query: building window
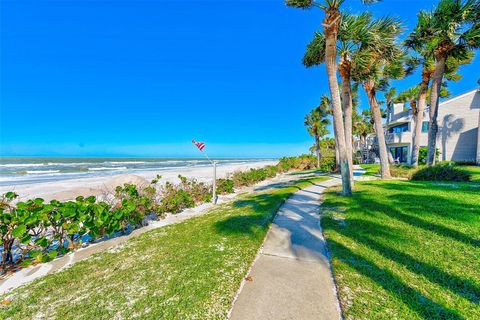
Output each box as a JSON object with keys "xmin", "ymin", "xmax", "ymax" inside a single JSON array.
[
  {"xmin": 389, "ymin": 123, "xmax": 409, "ymax": 133},
  {"xmin": 422, "ymin": 121, "xmax": 429, "ymax": 133}
]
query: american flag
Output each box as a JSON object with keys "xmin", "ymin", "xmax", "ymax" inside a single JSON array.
[{"xmin": 192, "ymin": 139, "xmax": 205, "ymax": 151}]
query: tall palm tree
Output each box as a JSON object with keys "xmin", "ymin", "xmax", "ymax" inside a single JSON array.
[
  {"xmin": 352, "ymin": 16, "xmax": 405, "ymax": 179},
  {"xmin": 305, "ymin": 104, "xmax": 331, "ymax": 168},
  {"xmin": 287, "ymin": 0, "xmax": 380, "ymax": 195},
  {"xmin": 404, "ymin": 8, "xmax": 474, "ymax": 166},
  {"xmin": 419, "ymin": 0, "xmax": 480, "ymax": 165},
  {"xmin": 303, "ymin": 12, "xmax": 372, "ymax": 184}
]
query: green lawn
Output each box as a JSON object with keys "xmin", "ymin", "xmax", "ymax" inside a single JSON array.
[
  {"xmin": 359, "ymin": 164, "xmax": 380, "ymax": 176},
  {"xmin": 464, "ymin": 165, "xmax": 480, "ymax": 181},
  {"xmin": 0, "ymin": 176, "xmax": 327, "ymax": 320},
  {"xmin": 321, "ymin": 180, "xmax": 480, "ymax": 319}
]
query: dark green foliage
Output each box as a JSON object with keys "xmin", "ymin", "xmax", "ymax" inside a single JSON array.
[
  {"xmin": 411, "ymin": 163, "xmax": 471, "ymax": 182},
  {"xmin": 231, "ymin": 168, "xmax": 269, "ymax": 188},
  {"xmin": 216, "ymin": 179, "xmax": 234, "ymax": 195},
  {"xmin": 0, "ymin": 186, "xmax": 154, "ymax": 272},
  {"xmin": 318, "ymin": 156, "xmax": 336, "ymax": 172},
  {"xmin": 418, "ymin": 147, "xmax": 439, "ymax": 164}
]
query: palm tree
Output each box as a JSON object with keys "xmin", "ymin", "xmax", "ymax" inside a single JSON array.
[
  {"xmin": 305, "ymin": 104, "xmax": 330, "ymax": 168},
  {"xmin": 419, "ymin": 0, "xmax": 480, "ymax": 165},
  {"xmin": 303, "ymin": 12, "xmax": 373, "ymax": 184},
  {"xmin": 352, "ymin": 16, "xmax": 405, "ymax": 179},
  {"xmin": 286, "ymin": 0, "xmax": 380, "ymax": 195},
  {"xmin": 405, "ymin": 6, "xmax": 476, "ymax": 166}
]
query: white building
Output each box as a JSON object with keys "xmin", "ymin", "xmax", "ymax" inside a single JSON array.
[{"xmin": 373, "ymin": 88, "xmax": 480, "ymax": 164}]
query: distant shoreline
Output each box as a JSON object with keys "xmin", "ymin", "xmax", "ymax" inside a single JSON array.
[
  {"xmin": 0, "ymin": 159, "xmax": 277, "ymax": 202},
  {"xmin": 0, "ymin": 157, "xmax": 276, "ymax": 186}
]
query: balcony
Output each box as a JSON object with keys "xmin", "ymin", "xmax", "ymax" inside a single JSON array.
[
  {"xmin": 372, "ymin": 132, "xmax": 411, "ymax": 145},
  {"xmin": 385, "ymin": 131, "xmax": 411, "ymax": 144}
]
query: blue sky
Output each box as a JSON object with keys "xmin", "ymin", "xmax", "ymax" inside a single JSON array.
[{"xmin": 1, "ymin": 0, "xmax": 478, "ymax": 158}]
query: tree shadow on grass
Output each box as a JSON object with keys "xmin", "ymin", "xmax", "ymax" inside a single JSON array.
[
  {"xmin": 327, "ymin": 217, "xmax": 480, "ymax": 304},
  {"xmin": 214, "ymin": 214, "xmax": 272, "ymax": 237},
  {"xmin": 335, "ymin": 183, "xmax": 480, "ymax": 247},
  {"xmin": 327, "ymin": 238, "xmax": 466, "ymax": 320}
]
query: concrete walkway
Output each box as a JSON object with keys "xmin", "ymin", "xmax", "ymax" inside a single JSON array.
[{"xmin": 229, "ymin": 177, "xmax": 342, "ymax": 320}]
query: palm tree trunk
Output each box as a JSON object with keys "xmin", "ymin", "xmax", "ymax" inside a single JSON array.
[
  {"xmin": 315, "ymin": 135, "xmax": 320, "ymax": 168},
  {"xmin": 411, "ymin": 73, "xmax": 429, "ymax": 166},
  {"xmin": 364, "ymin": 80, "xmax": 391, "ymax": 179},
  {"xmin": 427, "ymin": 53, "xmax": 447, "ymax": 165},
  {"xmin": 340, "ymin": 72, "xmax": 354, "ymax": 185},
  {"xmin": 323, "ymin": 12, "xmax": 352, "ymax": 195}
]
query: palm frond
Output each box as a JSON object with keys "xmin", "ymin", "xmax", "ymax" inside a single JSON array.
[{"xmin": 303, "ymin": 32, "xmax": 327, "ymax": 67}]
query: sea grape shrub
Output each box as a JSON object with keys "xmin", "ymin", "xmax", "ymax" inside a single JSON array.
[
  {"xmin": 216, "ymin": 179, "xmax": 234, "ymax": 194},
  {"xmin": 278, "ymin": 154, "xmax": 317, "ymax": 172},
  {"xmin": 157, "ymin": 182, "xmax": 195, "ymax": 214},
  {"xmin": 157, "ymin": 175, "xmax": 213, "ymax": 215},
  {"xmin": 178, "ymin": 175, "xmax": 212, "ymax": 203},
  {"xmin": 231, "ymin": 168, "xmax": 268, "ymax": 188},
  {"xmin": 411, "ymin": 163, "xmax": 471, "ymax": 182},
  {"xmin": 114, "ymin": 183, "xmax": 155, "ymax": 228}
]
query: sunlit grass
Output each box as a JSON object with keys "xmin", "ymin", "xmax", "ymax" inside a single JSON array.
[{"xmin": 322, "ymin": 180, "xmax": 480, "ymax": 319}]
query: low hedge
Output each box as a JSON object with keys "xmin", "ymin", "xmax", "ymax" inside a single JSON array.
[{"xmin": 410, "ymin": 163, "xmax": 471, "ymax": 182}]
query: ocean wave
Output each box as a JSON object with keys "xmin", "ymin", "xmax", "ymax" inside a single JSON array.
[
  {"xmin": 89, "ymin": 167, "xmax": 128, "ymax": 171},
  {"xmin": 24, "ymin": 170, "xmax": 61, "ymax": 174},
  {"xmin": 105, "ymin": 161, "xmax": 146, "ymax": 165}
]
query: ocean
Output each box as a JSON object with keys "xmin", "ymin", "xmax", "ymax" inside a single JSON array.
[{"xmin": 0, "ymin": 157, "xmax": 274, "ymax": 186}]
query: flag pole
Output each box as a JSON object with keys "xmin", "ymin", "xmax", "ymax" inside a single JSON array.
[{"xmin": 194, "ymin": 142, "xmax": 217, "ymax": 204}]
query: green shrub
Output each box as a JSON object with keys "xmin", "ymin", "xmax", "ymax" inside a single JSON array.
[
  {"xmin": 389, "ymin": 165, "xmax": 419, "ymax": 179},
  {"xmin": 411, "ymin": 163, "xmax": 471, "ymax": 182},
  {"xmin": 216, "ymin": 178, "xmax": 234, "ymax": 194},
  {"xmin": 318, "ymin": 156, "xmax": 336, "ymax": 172},
  {"xmin": 231, "ymin": 168, "xmax": 269, "ymax": 188},
  {"xmin": 418, "ymin": 147, "xmax": 440, "ymax": 164},
  {"xmin": 278, "ymin": 154, "xmax": 317, "ymax": 172}
]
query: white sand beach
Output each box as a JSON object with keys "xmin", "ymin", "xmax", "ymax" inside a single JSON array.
[{"xmin": 0, "ymin": 160, "xmax": 276, "ymax": 201}]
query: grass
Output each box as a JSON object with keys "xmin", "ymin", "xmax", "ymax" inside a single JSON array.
[
  {"xmin": 359, "ymin": 164, "xmax": 380, "ymax": 177},
  {"xmin": 0, "ymin": 176, "xmax": 328, "ymax": 320},
  {"xmin": 463, "ymin": 165, "xmax": 480, "ymax": 181},
  {"xmin": 321, "ymin": 179, "xmax": 480, "ymax": 319}
]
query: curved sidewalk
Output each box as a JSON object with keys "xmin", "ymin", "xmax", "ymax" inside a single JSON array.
[{"xmin": 229, "ymin": 177, "xmax": 342, "ymax": 320}]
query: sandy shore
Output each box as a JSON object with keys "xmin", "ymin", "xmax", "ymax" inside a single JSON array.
[{"xmin": 0, "ymin": 160, "xmax": 276, "ymax": 201}]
